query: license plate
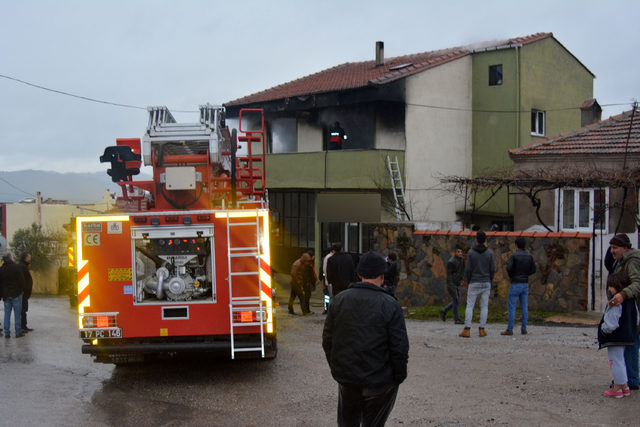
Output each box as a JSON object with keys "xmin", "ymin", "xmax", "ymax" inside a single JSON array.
[{"xmin": 80, "ymin": 328, "xmax": 122, "ymax": 339}]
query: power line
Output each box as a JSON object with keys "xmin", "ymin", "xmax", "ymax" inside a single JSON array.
[
  {"xmin": 1, "ymin": 72, "xmax": 634, "ymax": 115},
  {"xmin": 0, "ymin": 73, "xmax": 198, "ymax": 112},
  {"xmin": 0, "ymin": 177, "xmax": 36, "ymax": 198}
]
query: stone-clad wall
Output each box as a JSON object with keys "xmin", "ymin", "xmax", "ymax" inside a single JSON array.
[{"xmin": 368, "ymin": 224, "xmax": 591, "ymax": 312}]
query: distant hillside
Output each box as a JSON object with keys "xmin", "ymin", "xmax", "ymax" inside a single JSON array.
[{"xmin": 0, "ymin": 170, "xmax": 151, "ymax": 204}]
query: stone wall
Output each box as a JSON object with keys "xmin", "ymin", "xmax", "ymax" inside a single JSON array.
[{"xmin": 368, "ymin": 224, "xmax": 591, "ymax": 312}]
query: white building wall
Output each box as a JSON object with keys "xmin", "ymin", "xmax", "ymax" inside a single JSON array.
[
  {"xmin": 404, "ymin": 57, "xmax": 472, "ymax": 223},
  {"xmin": 297, "ymin": 120, "xmax": 323, "ymax": 152}
]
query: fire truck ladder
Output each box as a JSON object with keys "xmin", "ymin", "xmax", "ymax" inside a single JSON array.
[
  {"xmin": 386, "ymin": 155, "xmax": 408, "ymax": 221},
  {"xmin": 226, "ymin": 211, "xmax": 266, "ymax": 359}
]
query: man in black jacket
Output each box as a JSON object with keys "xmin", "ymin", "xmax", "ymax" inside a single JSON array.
[
  {"xmin": 441, "ymin": 245, "xmax": 465, "ymax": 324},
  {"xmin": 20, "ymin": 252, "xmax": 34, "ymax": 332},
  {"xmin": 323, "ymin": 251, "xmax": 409, "ymax": 426},
  {"xmin": 326, "ymin": 243, "xmax": 356, "ymax": 297},
  {"xmin": 1, "ymin": 252, "xmax": 26, "ymax": 338},
  {"xmin": 501, "ymin": 237, "xmax": 536, "ymax": 336}
]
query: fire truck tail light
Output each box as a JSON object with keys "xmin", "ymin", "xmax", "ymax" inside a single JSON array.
[
  {"xmin": 240, "ymin": 311, "xmax": 253, "ymax": 322},
  {"xmin": 82, "ymin": 313, "xmax": 118, "ymax": 328},
  {"xmin": 233, "ymin": 310, "xmax": 266, "ymax": 323}
]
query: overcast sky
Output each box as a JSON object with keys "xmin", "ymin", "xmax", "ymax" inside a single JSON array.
[{"xmin": 1, "ymin": 0, "xmax": 639, "ymax": 175}]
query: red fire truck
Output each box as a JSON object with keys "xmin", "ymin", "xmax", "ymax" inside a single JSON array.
[{"xmin": 75, "ymin": 105, "xmax": 275, "ymax": 363}]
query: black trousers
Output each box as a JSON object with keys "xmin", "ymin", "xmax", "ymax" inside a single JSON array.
[
  {"xmin": 442, "ymin": 285, "xmax": 461, "ymax": 321},
  {"xmin": 21, "ymin": 296, "xmax": 29, "ymax": 328},
  {"xmin": 338, "ymin": 383, "xmax": 399, "ymax": 427},
  {"xmin": 288, "ymin": 281, "xmax": 309, "ymax": 314}
]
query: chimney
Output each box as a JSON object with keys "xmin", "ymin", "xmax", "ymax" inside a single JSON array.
[
  {"xmin": 375, "ymin": 41, "xmax": 384, "ymax": 67},
  {"xmin": 580, "ymin": 98, "xmax": 602, "ymax": 127}
]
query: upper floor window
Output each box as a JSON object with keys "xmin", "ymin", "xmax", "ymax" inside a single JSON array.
[
  {"xmin": 489, "ymin": 64, "xmax": 502, "ymax": 86},
  {"xmin": 558, "ymin": 187, "xmax": 608, "ymax": 232},
  {"xmin": 531, "ymin": 110, "xmax": 545, "ymax": 136}
]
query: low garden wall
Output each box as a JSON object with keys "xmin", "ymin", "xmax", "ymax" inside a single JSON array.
[{"xmin": 368, "ymin": 224, "xmax": 591, "ymax": 312}]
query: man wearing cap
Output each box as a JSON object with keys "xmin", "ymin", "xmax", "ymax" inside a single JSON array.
[
  {"xmin": 323, "ymin": 251, "xmax": 409, "ymax": 426},
  {"xmin": 607, "ymin": 233, "xmax": 640, "ymax": 390}
]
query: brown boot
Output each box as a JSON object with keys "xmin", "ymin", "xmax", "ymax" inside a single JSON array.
[
  {"xmin": 479, "ymin": 327, "xmax": 487, "ymax": 337},
  {"xmin": 459, "ymin": 328, "xmax": 470, "ymax": 338}
]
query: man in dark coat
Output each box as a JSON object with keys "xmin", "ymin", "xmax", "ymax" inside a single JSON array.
[
  {"xmin": 325, "ymin": 243, "xmax": 356, "ymax": 298},
  {"xmin": 288, "ymin": 252, "xmax": 312, "ymax": 315},
  {"xmin": 501, "ymin": 237, "xmax": 536, "ymax": 336},
  {"xmin": 441, "ymin": 245, "xmax": 465, "ymax": 324},
  {"xmin": 382, "ymin": 253, "xmax": 399, "ymax": 297},
  {"xmin": 1, "ymin": 252, "xmax": 26, "ymax": 338},
  {"xmin": 323, "ymin": 251, "xmax": 409, "ymax": 426},
  {"xmin": 20, "ymin": 252, "xmax": 34, "ymax": 332}
]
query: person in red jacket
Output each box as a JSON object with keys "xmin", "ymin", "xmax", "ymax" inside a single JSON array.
[{"xmin": 328, "ymin": 122, "xmax": 347, "ymax": 150}]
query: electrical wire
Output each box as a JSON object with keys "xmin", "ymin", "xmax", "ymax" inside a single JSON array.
[
  {"xmin": 0, "ymin": 73, "xmax": 198, "ymax": 112},
  {"xmin": 0, "ymin": 177, "xmax": 36, "ymax": 197},
  {"xmin": 1, "ymin": 73, "xmax": 634, "ymax": 115}
]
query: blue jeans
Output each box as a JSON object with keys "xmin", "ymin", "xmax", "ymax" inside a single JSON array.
[
  {"xmin": 465, "ymin": 282, "xmax": 491, "ymax": 328},
  {"xmin": 625, "ymin": 333, "xmax": 640, "ymax": 387},
  {"xmin": 4, "ymin": 294, "xmax": 23, "ymax": 335},
  {"xmin": 507, "ymin": 283, "xmax": 529, "ymax": 331}
]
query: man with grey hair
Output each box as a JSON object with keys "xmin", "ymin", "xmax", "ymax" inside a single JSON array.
[{"xmin": 0, "ymin": 252, "xmax": 26, "ymax": 338}]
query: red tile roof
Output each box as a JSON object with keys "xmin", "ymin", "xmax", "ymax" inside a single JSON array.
[
  {"xmin": 510, "ymin": 107, "xmax": 640, "ymax": 157},
  {"xmin": 226, "ymin": 33, "xmax": 553, "ymax": 106}
]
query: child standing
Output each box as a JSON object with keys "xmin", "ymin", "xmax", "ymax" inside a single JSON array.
[{"xmin": 598, "ymin": 270, "xmax": 639, "ymax": 398}]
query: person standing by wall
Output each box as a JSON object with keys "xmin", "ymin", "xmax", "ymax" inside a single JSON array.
[
  {"xmin": 326, "ymin": 243, "xmax": 356, "ymax": 297},
  {"xmin": 441, "ymin": 245, "xmax": 464, "ymax": 324},
  {"xmin": 382, "ymin": 253, "xmax": 399, "ymax": 298},
  {"xmin": 321, "ymin": 244, "xmax": 338, "ymax": 313},
  {"xmin": 501, "ymin": 237, "xmax": 536, "ymax": 336},
  {"xmin": 459, "ymin": 231, "xmax": 495, "ymax": 338},
  {"xmin": 607, "ymin": 233, "xmax": 640, "ymax": 390},
  {"xmin": 322, "ymin": 251, "xmax": 409, "ymax": 426},
  {"xmin": 19, "ymin": 252, "xmax": 34, "ymax": 332},
  {"xmin": 0, "ymin": 252, "xmax": 26, "ymax": 338}
]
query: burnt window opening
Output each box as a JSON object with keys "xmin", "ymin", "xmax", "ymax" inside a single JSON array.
[{"xmin": 489, "ymin": 64, "xmax": 503, "ymax": 86}]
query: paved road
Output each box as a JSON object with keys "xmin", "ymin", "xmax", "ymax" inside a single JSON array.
[{"xmin": 1, "ymin": 291, "xmax": 638, "ymax": 426}]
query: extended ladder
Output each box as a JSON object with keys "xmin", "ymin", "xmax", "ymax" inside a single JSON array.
[
  {"xmin": 226, "ymin": 210, "xmax": 266, "ymax": 359},
  {"xmin": 386, "ymin": 155, "xmax": 407, "ymax": 221}
]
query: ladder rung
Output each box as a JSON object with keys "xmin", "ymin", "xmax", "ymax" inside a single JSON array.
[
  {"xmin": 233, "ymin": 347, "xmax": 263, "ymax": 353},
  {"xmin": 232, "ymin": 322, "xmax": 265, "ymax": 327},
  {"xmin": 230, "ymin": 252, "xmax": 259, "ymax": 258},
  {"xmin": 228, "ymin": 222, "xmax": 259, "ymax": 226}
]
